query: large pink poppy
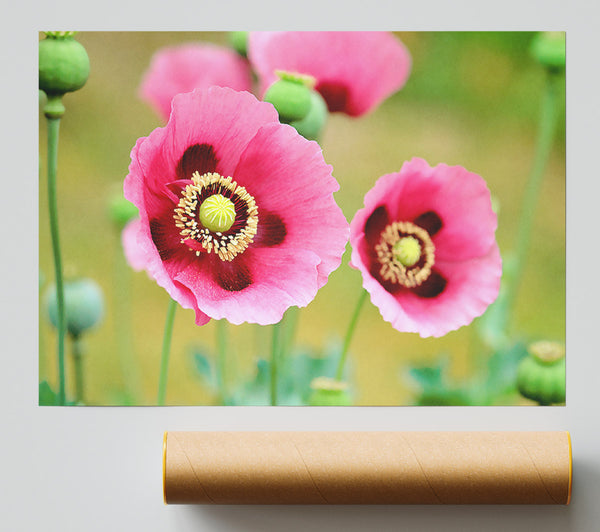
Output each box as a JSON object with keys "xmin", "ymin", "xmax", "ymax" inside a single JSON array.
[
  {"xmin": 139, "ymin": 43, "xmax": 252, "ymax": 122},
  {"xmin": 248, "ymin": 31, "xmax": 411, "ymax": 117},
  {"xmin": 124, "ymin": 87, "xmax": 349, "ymax": 325},
  {"xmin": 350, "ymin": 158, "xmax": 501, "ymax": 338}
]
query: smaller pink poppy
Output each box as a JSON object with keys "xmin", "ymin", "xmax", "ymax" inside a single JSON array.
[
  {"xmin": 248, "ymin": 31, "xmax": 411, "ymax": 117},
  {"xmin": 350, "ymin": 158, "xmax": 502, "ymax": 338},
  {"xmin": 139, "ymin": 43, "xmax": 253, "ymax": 122}
]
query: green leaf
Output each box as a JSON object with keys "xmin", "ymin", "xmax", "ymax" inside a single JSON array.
[
  {"xmin": 39, "ymin": 381, "xmax": 58, "ymax": 405},
  {"xmin": 485, "ymin": 341, "xmax": 528, "ymax": 400},
  {"xmin": 476, "ymin": 254, "xmax": 517, "ymax": 351},
  {"xmin": 189, "ymin": 345, "xmax": 216, "ymax": 389},
  {"xmin": 408, "ymin": 358, "xmax": 476, "ymax": 406}
]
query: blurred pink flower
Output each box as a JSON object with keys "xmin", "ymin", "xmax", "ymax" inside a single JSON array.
[
  {"xmin": 248, "ymin": 31, "xmax": 411, "ymax": 117},
  {"xmin": 124, "ymin": 87, "xmax": 349, "ymax": 325},
  {"xmin": 139, "ymin": 43, "xmax": 253, "ymax": 122},
  {"xmin": 350, "ymin": 158, "xmax": 501, "ymax": 338}
]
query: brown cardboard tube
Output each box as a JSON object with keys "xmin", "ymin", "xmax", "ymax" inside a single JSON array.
[{"xmin": 163, "ymin": 431, "xmax": 572, "ymax": 505}]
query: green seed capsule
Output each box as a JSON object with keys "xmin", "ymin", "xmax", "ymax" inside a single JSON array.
[
  {"xmin": 229, "ymin": 31, "xmax": 248, "ymax": 58},
  {"xmin": 264, "ymin": 71, "xmax": 315, "ymax": 123},
  {"xmin": 39, "ymin": 33, "xmax": 90, "ymax": 96},
  {"xmin": 307, "ymin": 377, "xmax": 353, "ymax": 406},
  {"xmin": 289, "ymin": 90, "xmax": 328, "ymax": 141},
  {"xmin": 45, "ymin": 278, "xmax": 104, "ymax": 338},
  {"xmin": 530, "ymin": 32, "xmax": 565, "ymax": 71},
  {"xmin": 517, "ymin": 341, "xmax": 566, "ymax": 405}
]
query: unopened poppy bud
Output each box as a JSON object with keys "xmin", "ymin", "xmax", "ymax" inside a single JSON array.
[
  {"xmin": 289, "ymin": 90, "xmax": 328, "ymax": 141},
  {"xmin": 307, "ymin": 377, "xmax": 352, "ymax": 406},
  {"xmin": 229, "ymin": 31, "xmax": 248, "ymax": 58},
  {"xmin": 517, "ymin": 341, "xmax": 565, "ymax": 405},
  {"xmin": 45, "ymin": 278, "xmax": 104, "ymax": 338},
  {"xmin": 264, "ymin": 71, "xmax": 315, "ymax": 123},
  {"xmin": 530, "ymin": 32, "xmax": 565, "ymax": 71},
  {"xmin": 108, "ymin": 194, "xmax": 139, "ymax": 231}
]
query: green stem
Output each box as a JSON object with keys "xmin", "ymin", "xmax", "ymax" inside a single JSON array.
[
  {"xmin": 72, "ymin": 335, "xmax": 85, "ymax": 404},
  {"xmin": 46, "ymin": 114, "xmax": 67, "ymax": 405},
  {"xmin": 270, "ymin": 321, "xmax": 283, "ymax": 406},
  {"xmin": 38, "ymin": 275, "xmax": 47, "ymax": 380},
  {"xmin": 216, "ymin": 319, "xmax": 228, "ymax": 404},
  {"xmin": 281, "ymin": 306, "xmax": 299, "ymax": 363},
  {"xmin": 157, "ymin": 298, "xmax": 177, "ymax": 405},
  {"xmin": 505, "ymin": 71, "xmax": 562, "ymax": 322},
  {"xmin": 335, "ymin": 290, "xmax": 368, "ymax": 381}
]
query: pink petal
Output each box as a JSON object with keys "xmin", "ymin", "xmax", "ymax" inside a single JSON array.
[
  {"xmin": 233, "ymin": 122, "xmax": 349, "ymax": 287},
  {"xmin": 123, "ymin": 131, "xmax": 211, "ymax": 325},
  {"xmin": 249, "ymin": 31, "xmax": 411, "ymax": 116},
  {"xmin": 140, "ymin": 44, "xmax": 253, "ymax": 122},
  {"xmin": 121, "ymin": 218, "xmax": 147, "ymax": 271},
  {"xmin": 135, "ymin": 87, "xmax": 279, "ymax": 200},
  {"xmin": 174, "ymin": 247, "xmax": 322, "ymax": 325},
  {"xmin": 393, "ymin": 243, "xmax": 503, "ymax": 338}
]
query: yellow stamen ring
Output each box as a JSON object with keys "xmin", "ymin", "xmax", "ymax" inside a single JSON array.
[
  {"xmin": 174, "ymin": 172, "xmax": 258, "ymax": 262},
  {"xmin": 375, "ymin": 221, "xmax": 435, "ymax": 288}
]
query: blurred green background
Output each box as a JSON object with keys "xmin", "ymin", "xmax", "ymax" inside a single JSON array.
[{"xmin": 38, "ymin": 32, "xmax": 565, "ymax": 406}]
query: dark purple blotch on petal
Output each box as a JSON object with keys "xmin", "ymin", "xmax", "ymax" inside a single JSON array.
[
  {"xmin": 253, "ymin": 212, "xmax": 287, "ymax": 247},
  {"xmin": 369, "ymin": 262, "xmax": 403, "ymax": 295},
  {"xmin": 214, "ymin": 258, "xmax": 253, "ymax": 292},
  {"xmin": 364, "ymin": 205, "xmax": 390, "ymax": 247},
  {"xmin": 150, "ymin": 217, "xmax": 179, "ymax": 261},
  {"xmin": 411, "ymin": 270, "xmax": 447, "ymax": 298},
  {"xmin": 316, "ymin": 81, "xmax": 350, "ymax": 113},
  {"xmin": 176, "ymin": 143, "xmax": 218, "ymax": 180},
  {"xmin": 413, "ymin": 211, "xmax": 443, "ymax": 237}
]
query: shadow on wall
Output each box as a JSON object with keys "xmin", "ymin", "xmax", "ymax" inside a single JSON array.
[{"xmin": 175, "ymin": 502, "xmax": 574, "ymax": 532}]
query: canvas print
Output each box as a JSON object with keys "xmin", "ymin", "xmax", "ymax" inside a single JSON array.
[{"xmin": 38, "ymin": 31, "xmax": 565, "ymax": 406}]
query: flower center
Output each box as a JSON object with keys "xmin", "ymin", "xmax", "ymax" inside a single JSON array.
[
  {"xmin": 375, "ymin": 221, "xmax": 435, "ymax": 288},
  {"xmin": 392, "ymin": 236, "xmax": 421, "ymax": 267},
  {"xmin": 174, "ymin": 172, "xmax": 258, "ymax": 262},
  {"xmin": 198, "ymin": 194, "xmax": 236, "ymax": 233}
]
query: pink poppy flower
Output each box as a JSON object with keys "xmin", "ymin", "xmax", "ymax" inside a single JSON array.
[
  {"xmin": 350, "ymin": 158, "xmax": 501, "ymax": 338},
  {"xmin": 248, "ymin": 31, "xmax": 411, "ymax": 117},
  {"xmin": 139, "ymin": 44, "xmax": 253, "ymax": 122},
  {"xmin": 124, "ymin": 87, "xmax": 349, "ymax": 326}
]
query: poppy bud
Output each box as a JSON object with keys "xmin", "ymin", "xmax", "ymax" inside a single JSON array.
[
  {"xmin": 108, "ymin": 194, "xmax": 139, "ymax": 231},
  {"xmin": 45, "ymin": 278, "xmax": 104, "ymax": 338}
]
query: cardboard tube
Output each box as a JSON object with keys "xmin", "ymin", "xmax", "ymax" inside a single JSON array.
[{"xmin": 163, "ymin": 431, "xmax": 572, "ymax": 505}]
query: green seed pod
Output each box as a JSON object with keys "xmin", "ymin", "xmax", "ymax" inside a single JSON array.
[
  {"xmin": 39, "ymin": 32, "xmax": 90, "ymax": 97},
  {"xmin": 264, "ymin": 71, "xmax": 315, "ymax": 123},
  {"xmin": 45, "ymin": 278, "xmax": 104, "ymax": 338},
  {"xmin": 108, "ymin": 194, "xmax": 139, "ymax": 231},
  {"xmin": 229, "ymin": 31, "xmax": 248, "ymax": 58},
  {"xmin": 307, "ymin": 377, "xmax": 352, "ymax": 406},
  {"xmin": 517, "ymin": 341, "xmax": 566, "ymax": 405},
  {"xmin": 289, "ymin": 90, "xmax": 328, "ymax": 141},
  {"xmin": 530, "ymin": 32, "xmax": 565, "ymax": 71}
]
